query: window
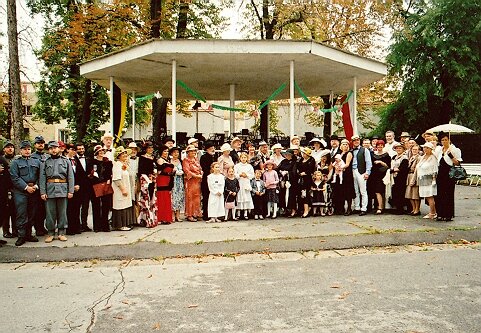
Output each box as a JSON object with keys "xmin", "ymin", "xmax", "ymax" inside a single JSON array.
[{"xmin": 59, "ymin": 129, "xmax": 70, "ymax": 143}]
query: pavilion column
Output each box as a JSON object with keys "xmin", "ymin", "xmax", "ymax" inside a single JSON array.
[
  {"xmin": 353, "ymin": 76, "xmax": 358, "ymax": 136},
  {"xmin": 289, "ymin": 60, "xmax": 295, "ymax": 141},
  {"xmin": 109, "ymin": 76, "xmax": 114, "ymax": 134},
  {"xmin": 230, "ymin": 84, "xmax": 235, "ymax": 135},
  {"xmin": 172, "ymin": 60, "xmax": 177, "ymax": 143},
  {"xmin": 131, "ymin": 92, "xmax": 136, "ymax": 140}
]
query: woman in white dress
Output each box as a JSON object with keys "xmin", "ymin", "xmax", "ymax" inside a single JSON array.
[
  {"xmin": 415, "ymin": 142, "xmax": 438, "ymax": 220},
  {"xmin": 112, "ymin": 147, "xmax": 136, "ymax": 231},
  {"xmin": 207, "ymin": 162, "xmax": 225, "ymax": 222},
  {"xmin": 234, "ymin": 152, "xmax": 255, "ymax": 219}
]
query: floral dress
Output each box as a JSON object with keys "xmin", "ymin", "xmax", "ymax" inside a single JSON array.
[{"xmin": 171, "ymin": 159, "xmax": 185, "ymax": 212}]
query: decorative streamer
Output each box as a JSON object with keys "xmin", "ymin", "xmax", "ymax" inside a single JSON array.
[
  {"xmin": 258, "ymin": 82, "xmax": 287, "ymax": 110},
  {"xmin": 211, "ymin": 104, "xmax": 247, "ymax": 112},
  {"xmin": 294, "ymin": 81, "xmax": 311, "ymax": 104},
  {"xmin": 176, "ymin": 80, "xmax": 206, "ymax": 103}
]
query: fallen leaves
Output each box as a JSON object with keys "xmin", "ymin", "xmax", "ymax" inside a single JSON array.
[
  {"xmin": 338, "ymin": 291, "xmax": 351, "ymax": 300},
  {"xmin": 187, "ymin": 304, "xmax": 199, "ymax": 308},
  {"xmin": 153, "ymin": 322, "xmax": 161, "ymax": 330}
]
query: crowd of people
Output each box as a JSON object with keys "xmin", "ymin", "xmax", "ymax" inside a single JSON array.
[{"xmin": 0, "ymin": 129, "xmax": 463, "ymax": 247}]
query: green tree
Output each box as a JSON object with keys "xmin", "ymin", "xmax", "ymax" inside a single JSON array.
[{"xmin": 377, "ymin": 0, "xmax": 481, "ymax": 135}]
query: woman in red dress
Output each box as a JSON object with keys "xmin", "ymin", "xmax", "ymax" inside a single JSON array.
[
  {"xmin": 156, "ymin": 145, "xmax": 175, "ymax": 224},
  {"xmin": 182, "ymin": 145, "xmax": 203, "ymax": 222}
]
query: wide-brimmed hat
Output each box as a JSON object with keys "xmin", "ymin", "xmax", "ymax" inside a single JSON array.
[
  {"xmin": 258, "ymin": 140, "xmax": 268, "ymax": 147},
  {"xmin": 128, "ymin": 142, "xmax": 138, "ymax": 149},
  {"xmin": 187, "ymin": 138, "xmax": 198, "ymax": 145},
  {"xmin": 319, "ymin": 149, "xmax": 331, "ymax": 158},
  {"xmin": 264, "ymin": 160, "xmax": 277, "ymax": 168},
  {"xmin": 284, "ymin": 148, "xmax": 295, "ymax": 155},
  {"xmin": 300, "ymin": 147, "xmax": 312, "ymax": 156},
  {"xmin": 310, "ymin": 137, "xmax": 322, "ymax": 144},
  {"xmin": 421, "ymin": 142, "xmax": 435, "ymax": 150},
  {"xmin": 102, "ymin": 132, "xmax": 114, "ymax": 140},
  {"xmin": 271, "ymin": 143, "xmax": 283, "ymax": 150},
  {"xmin": 220, "ymin": 143, "xmax": 232, "ymax": 152},
  {"xmin": 93, "ymin": 145, "xmax": 106, "ymax": 156},
  {"xmin": 186, "ymin": 144, "xmax": 197, "ymax": 152},
  {"xmin": 392, "ymin": 142, "xmax": 405, "ymax": 151},
  {"xmin": 114, "ymin": 146, "xmax": 130, "ymax": 160},
  {"xmin": 351, "ymin": 134, "xmax": 360, "ymax": 141},
  {"xmin": 231, "ymin": 137, "xmax": 242, "ymax": 144},
  {"xmin": 400, "ymin": 131, "xmax": 410, "ymax": 138},
  {"xmin": 290, "ymin": 135, "xmax": 300, "ymax": 142},
  {"xmin": 341, "ymin": 139, "xmax": 350, "ymax": 145},
  {"xmin": 421, "ymin": 131, "xmax": 434, "ymax": 139}
]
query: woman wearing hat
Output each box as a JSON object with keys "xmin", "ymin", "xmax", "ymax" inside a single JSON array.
[
  {"xmin": 183, "ymin": 145, "xmax": 203, "ymax": 222},
  {"xmin": 137, "ymin": 141, "xmax": 158, "ymax": 228},
  {"xmin": 218, "ymin": 143, "xmax": 234, "ymax": 177},
  {"xmin": 89, "ymin": 145, "xmax": 113, "ymax": 232},
  {"xmin": 297, "ymin": 147, "xmax": 316, "ymax": 218},
  {"xmin": 170, "ymin": 147, "xmax": 184, "ymax": 222},
  {"xmin": 111, "ymin": 147, "xmax": 136, "ymax": 231},
  {"xmin": 390, "ymin": 142, "xmax": 409, "ymax": 214},
  {"xmin": 270, "ymin": 143, "xmax": 284, "ymax": 166},
  {"xmin": 156, "ymin": 145, "xmax": 175, "ymax": 224},
  {"xmin": 415, "ymin": 142, "xmax": 438, "ymax": 219},
  {"xmin": 277, "ymin": 149, "xmax": 297, "ymax": 217},
  {"xmin": 331, "ymin": 139, "xmax": 355, "ymax": 215},
  {"xmin": 435, "ymin": 132, "xmax": 462, "ymax": 221},
  {"xmin": 369, "ymin": 140, "xmax": 391, "ymax": 214}
]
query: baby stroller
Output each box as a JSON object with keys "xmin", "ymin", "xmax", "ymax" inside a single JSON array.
[{"xmin": 322, "ymin": 183, "xmax": 334, "ymax": 216}]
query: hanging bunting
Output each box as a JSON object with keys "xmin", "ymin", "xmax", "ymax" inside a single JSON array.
[
  {"xmin": 258, "ymin": 82, "xmax": 287, "ymax": 110},
  {"xmin": 176, "ymin": 80, "xmax": 207, "ymax": 103},
  {"xmin": 294, "ymin": 81, "xmax": 311, "ymax": 104},
  {"xmin": 135, "ymin": 94, "xmax": 155, "ymax": 102}
]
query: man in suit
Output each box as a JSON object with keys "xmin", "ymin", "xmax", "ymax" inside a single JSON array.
[
  {"xmin": 75, "ymin": 143, "xmax": 92, "ymax": 232},
  {"xmin": 330, "ymin": 135, "xmax": 341, "ymax": 158},
  {"xmin": 10, "ymin": 140, "xmax": 41, "ymax": 246},
  {"xmin": 351, "ymin": 135, "xmax": 372, "ymax": 216}
]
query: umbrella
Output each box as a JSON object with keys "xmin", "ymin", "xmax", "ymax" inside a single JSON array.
[{"xmin": 427, "ymin": 123, "xmax": 474, "ymax": 134}]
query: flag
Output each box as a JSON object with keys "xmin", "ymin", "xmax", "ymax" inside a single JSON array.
[
  {"xmin": 112, "ymin": 83, "xmax": 128, "ymax": 146},
  {"xmin": 339, "ymin": 90, "xmax": 355, "ymax": 141}
]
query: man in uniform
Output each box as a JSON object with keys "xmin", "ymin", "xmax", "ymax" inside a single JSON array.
[
  {"xmin": 1, "ymin": 141, "xmax": 17, "ymax": 238},
  {"xmin": 39, "ymin": 141, "xmax": 74, "ymax": 243},
  {"xmin": 31, "ymin": 135, "xmax": 48, "ymax": 236},
  {"xmin": 9, "ymin": 140, "xmax": 41, "ymax": 246}
]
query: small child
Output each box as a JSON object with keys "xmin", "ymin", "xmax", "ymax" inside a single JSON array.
[
  {"xmin": 251, "ymin": 169, "xmax": 266, "ymax": 219},
  {"xmin": 224, "ymin": 167, "xmax": 240, "ymax": 221},
  {"xmin": 234, "ymin": 152, "xmax": 255, "ymax": 220},
  {"xmin": 207, "ymin": 162, "xmax": 225, "ymax": 223},
  {"xmin": 262, "ymin": 160, "xmax": 279, "ymax": 219},
  {"xmin": 311, "ymin": 170, "xmax": 327, "ymax": 216},
  {"xmin": 331, "ymin": 154, "xmax": 345, "ymax": 184}
]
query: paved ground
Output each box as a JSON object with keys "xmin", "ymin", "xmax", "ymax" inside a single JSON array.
[
  {"xmin": 0, "ymin": 185, "xmax": 480, "ymax": 263},
  {"xmin": 1, "ymin": 243, "xmax": 480, "ymax": 332}
]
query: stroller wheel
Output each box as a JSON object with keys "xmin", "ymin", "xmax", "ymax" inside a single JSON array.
[{"xmin": 327, "ymin": 207, "xmax": 334, "ymax": 216}]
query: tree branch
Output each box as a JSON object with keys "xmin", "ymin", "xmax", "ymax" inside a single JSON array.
[
  {"xmin": 321, "ymin": 28, "xmax": 376, "ymax": 44},
  {"xmin": 251, "ymin": 0, "xmax": 264, "ymax": 39}
]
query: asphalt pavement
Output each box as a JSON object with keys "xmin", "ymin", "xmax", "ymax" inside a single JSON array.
[{"xmin": 0, "ymin": 185, "xmax": 480, "ymax": 263}]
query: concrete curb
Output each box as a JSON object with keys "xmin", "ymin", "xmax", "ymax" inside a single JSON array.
[{"xmin": 1, "ymin": 228, "xmax": 480, "ymax": 263}]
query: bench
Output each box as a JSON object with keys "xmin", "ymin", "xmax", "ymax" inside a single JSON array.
[{"xmin": 461, "ymin": 163, "xmax": 481, "ymax": 186}]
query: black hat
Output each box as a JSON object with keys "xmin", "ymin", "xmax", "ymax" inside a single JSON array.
[
  {"xmin": 163, "ymin": 136, "xmax": 175, "ymax": 144},
  {"xmin": 203, "ymin": 141, "xmax": 215, "ymax": 150},
  {"xmin": 330, "ymin": 135, "xmax": 339, "ymax": 141}
]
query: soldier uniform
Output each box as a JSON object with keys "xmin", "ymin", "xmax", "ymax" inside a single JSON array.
[
  {"xmin": 31, "ymin": 135, "xmax": 49, "ymax": 236},
  {"xmin": 9, "ymin": 140, "xmax": 41, "ymax": 246},
  {"xmin": 39, "ymin": 141, "xmax": 74, "ymax": 242},
  {"xmin": 1, "ymin": 140, "xmax": 17, "ymax": 239}
]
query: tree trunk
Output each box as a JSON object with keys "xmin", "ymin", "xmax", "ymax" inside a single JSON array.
[
  {"xmin": 321, "ymin": 95, "xmax": 332, "ymax": 138},
  {"xmin": 7, "ymin": 0, "xmax": 23, "ymax": 148},
  {"xmin": 6, "ymin": 75, "xmax": 13, "ymax": 139},
  {"xmin": 152, "ymin": 97, "xmax": 168, "ymax": 144},
  {"xmin": 176, "ymin": 1, "xmax": 189, "ymax": 39},
  {"xmin": 150, "ymin": 0, "xmax": 162, "ymax": 38},
  {"xmin": 77, "ymin": 79, "xmax": 93, "ymax": 142}
]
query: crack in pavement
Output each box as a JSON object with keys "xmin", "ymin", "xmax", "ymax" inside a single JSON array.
[{"xmin": 85, "ymin": 259, "xmax": 131, "ymax": 333}]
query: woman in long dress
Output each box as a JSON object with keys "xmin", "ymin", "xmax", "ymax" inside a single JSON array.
[
  {"xmin": 111, "ymin": 147, "xmax": 136, "ymax": 231},
  {"xmin": 390, "ymin": 143, "xmax": 409, "ymax": 214},
  {"xmin": 369, "ymin": 140, "xmax": 391, "ymax": 214},
  {"xmin": 207, "ymin": 162, "xmax": 225, "ymax": 222},
  {"xmin": 170, "ymin": 147, "xmax": 184, "ymax": 222},
  {"xmin": 137, "ymin": 141, "xmax": 157, "ymax": 228},
  {"xmin": 405, "ymin": 144, "xmax": 421, "ymax": 216},
  {"xmin": 183, "ymin": 145, "xmax": 203, "ymax": 222},
  {"xmin": 234, "ymin": 152, "xmax": 255, "ymax": 219},
  {"xmin": 89, "ymin": 145, "xmax": 113, "ymax": 232},
  {"xmin": 277, "ymin": 149, "xmax": 298, "ymax": 217},
  {"xmin": 156, "ymin": 145, "xmax": 175, "ymax": 224},
  {"xmin": 297, "ymin": 147, "xmax": 316, "ymax": 218},
  {"xmin": 415, "ymin": 142, "xmax": 438, "ymax": 220},
  {"xmin": 435, "ymin": 132, "xmax": 462, "ymax": 221},
  {"xmin": 331, "ymin": 139, "xmax": 355, "ymax": 215}
]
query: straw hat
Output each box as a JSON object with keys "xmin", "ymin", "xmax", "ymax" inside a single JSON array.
[
  {"xmin": 300, "ymin": 147, "xmax": 312, "ymax": 156},
  {"xmin": 392, "ymin": 142, "xmax": 405, "ymax": 151},
  {"xmin": 220, "ymin": 143, "xmax": 232, "ymax": 152},
  {"xmin": 186, "ymin": 144, "xmax": 197, "ymax": 152},
  {"xmin": 114, "ymin": 146, "xmax": 131, "ymax": 160},
  {"xmin": 421, "ymin": 142, "xmax": 435, "ymax": 150},
  {"xmin": 93, "ymin": 145, "xmax": 106, "ymax": 156}
]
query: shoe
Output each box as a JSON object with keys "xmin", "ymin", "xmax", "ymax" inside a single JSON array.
[
  {"xmin": 160, "ymin": 222, "xmax": 171, "ymax": 225},
  {"xmin": 81, "ymin": 226, "xmax": 92, "ymax": 232},
  {"xmin": 260, "ymin": 215, "xmax": 265, "ymax": 220},
  {"xmin": 232, "ymin": 217, "xmax": 239, "ymax": 221},
  {"xmin": 3, "ymin": 232, "xmax": 14, "ymax": 239},
  {"xmin": 344, "ymin": 209, "xmax": 352, "ymax": 216},
  {"xmin": 359, "ymin": 211, "xmax": 367, "ymax": 216},
  {"xmin": 15, "ymin": 237, "xmax": 26, "ymax": 246},
  {"xmin": 0, "ymin": 239, "xmax": 7, "ymax": 245},
  {"xmin": 376, "ymin": 209, "xmax": 382, "ymax": 215},
  {"xmin": 254, "ymin": 215, "xmax": 258, "ymax": 220},
  {"xmin": 271, "ymin": 215, "xmax": 276, "ymax": 219},
  {"xmin": 301, "ymin": 213, "xmax": 309, "ymax": 218},
  {"xmin": 58, "ymin": 235, "xmax": 68, "ymax": 242},
  {"xmin": 215, "ymin": 218, "xmax": 222, "ymax": 223},
  {"xmin": 187, "ymin": 217, "xmax": 196, "ymax": 222},
  {"xmin": 207, "ymin": 218, "xmax": 215, "ymax": 223},
  {"xmin": 120, "ymin": 226, "xmax": 132, "ymax": 231},
  {"xmin": 25, "ymin": 235, "xmax": 39, "ymax": 242},
  {"xmin": 44, "ymin": 235, "xmax": 54, "ymax": 243}
]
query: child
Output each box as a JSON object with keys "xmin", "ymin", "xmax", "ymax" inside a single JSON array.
[
  {"xmin": 234, "ymin": 152, "xmax": 255, "ymax": 220},
  {"xmin": 262, "ymin": 160, "xmax": 279, "ymax": 219},
  {"xmin": 224, "ymin": 167, "xmax": 240, "ymax": 221},
  {"xmin": 311, "ymin": 170, "xmax": 327, "ymax": 216},
  {"xmin": 331, "ymin": 154, "xmax": 345, "ymax": 184},
  {"xmin": 251, "ymin": 169, "xmax": 266, "ymax": 219},
  {"xmin": 207, "ymin": 162, "xmax": 225, "ymax": 223}
]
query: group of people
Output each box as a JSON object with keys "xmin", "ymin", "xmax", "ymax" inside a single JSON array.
[{"xmin": 0, "ymin": 128, "xmax": 463, "ymax": 246}]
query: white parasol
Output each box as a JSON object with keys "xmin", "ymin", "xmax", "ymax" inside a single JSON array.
[{"xmin": 426, "ymin": 123, "xmax": 474, "ymax": 134}]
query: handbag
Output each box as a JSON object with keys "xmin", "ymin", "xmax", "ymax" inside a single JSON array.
[
  {"xmin": 449, "ymin": 165, "xmax": 467, "ymax": 180},
  {"xmin": 92, "ymin": 181, "xmax": 114, "ymax": 197}
]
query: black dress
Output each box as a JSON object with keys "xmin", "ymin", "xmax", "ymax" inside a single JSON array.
[
  {"xmin": 436, "ymin": 155, "xmax": 456, "ymax": 220},
  {"xmin": 390, "ymin": 154, "xmax": 409, "ymax": 213},
  {"xmin": 89, "ymin": 157, "xmax": 113, "ymax": 232},
  {"xmin": 277, "ymin": 158, "xmax": 298, "ymax": 211},
  {"xmin": 296, "ymin": 157, "xmax": 316, "ymax": 206},
  {"xmin": 369, "ymin": 152, "xmax": 391, "ymax": 195},
  {"xmin": 332, "ymin": 151, "xmax": 355, "ymax": 213}
]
